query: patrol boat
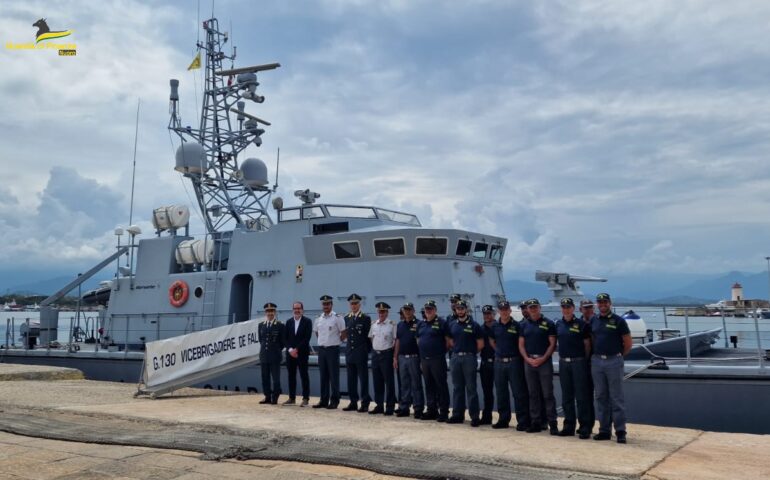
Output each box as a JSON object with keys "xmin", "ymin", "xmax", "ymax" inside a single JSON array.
[{"xmin": 1, "ymin": 17, "xmax": 505, "ymax": 389}]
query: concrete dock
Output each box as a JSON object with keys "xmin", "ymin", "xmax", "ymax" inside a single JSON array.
[{"xmin": 0, "ymin": 364, "xmax": 767, "ymax": 479}]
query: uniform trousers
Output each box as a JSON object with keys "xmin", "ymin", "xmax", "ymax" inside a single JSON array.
[
  {"xmin": 346, "ymin": 349, "xmax": 371, "ymax": 405},
  {"xmin": 559, "ymin": 357, "xmax": 592, "ymax": 432},
  {"xmin": 260, "ymin": 355, "xmax": 281, "ymax": 399},
  {"xmin": 398, "ymin": 355, "xmax": 424, "ymax": 412},
  {"xmin": 286, "ymin": 352, "xmax": 309, "ymax": 400},
  {"xmin": 591, "ymin": 354, "xmax": 626, "ymax": 434},
  {"xmin": 371, "ymin": 349, "xmax": 396, "ymax": 410},
  {"xmin": 317, "ymin": 346, "xmax": 340, "ymax": 405},
  {"xmin": 494, "ymin": 357, "xmax": 530, "ymax": 426},
  {"xmin": 479, "ymin": 358, "xmax": 495, "ymax": 420},
  {"xmin": 450, "ymin": 354, "xmax": 480, "ymax": 419},
  {"xmin": 420, "ymin": 356, "xmax": 450, "ymax": 415},
  {"xmin": 524, "ymin": 359, "xmax": 557, "ymax": 425}
]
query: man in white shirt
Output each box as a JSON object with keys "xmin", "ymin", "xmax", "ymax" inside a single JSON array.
[
  {"xmin": 368, "ymin": 302, "xmax": 398, "ymax": 415},
  {"xmin": 312, "ymin": 294, "xmax": 347, "ymax": 409}
]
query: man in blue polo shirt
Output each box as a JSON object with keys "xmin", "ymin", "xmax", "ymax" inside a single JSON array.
[
  {"xmin": 417, "ymin": 300, "xmax": 450, "ymax": 422},
  {"xmin": 479, "ymin": 305, "xmax": 497, "ymax": 425},
  {"xmin": 518, "ymin": 298, "xmax": 558, "ymax": 435},
  {"xmin": 489, "ymin": 300, "xmax": 530, "ymax": 430},
  {"xmin": 446, "ymin": 300, "xmax": 483, "ymax": 426},
  {"xmin": 591, "ymin": 293, "xmax": 633, "ymax": 444},
  {"xmin": 555, "ymin": 298, "xmax": 593, "ymax": 439},
  {"xmin": 394, "ymin": 302, "xmax": 424, "ymax": 419}
]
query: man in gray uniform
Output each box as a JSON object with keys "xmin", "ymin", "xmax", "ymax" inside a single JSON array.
[
  {"xmin": 313, "ymin": 295, "xmax": 347, "ymax": 409},
  {"xmin": 368, "ymin": 302, "xmax": 398, "ymax": 415}
]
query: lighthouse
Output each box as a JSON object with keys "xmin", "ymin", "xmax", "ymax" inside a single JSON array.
[{"xmin": 731, "ymin": 282, "xmax": 743, "ymax": 302}]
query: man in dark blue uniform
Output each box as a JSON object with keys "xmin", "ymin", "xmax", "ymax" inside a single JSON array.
[
  {"xmin": 417, "ymin": 300, "xmax": 450, "ymax": 422},
  {"xmin": 343, "ymin": 293, "xmax": 372, "ymax": 413},
  {"xmin": 489, "ymin": 300, "xmax": 530, "ymax": 430},
  {"xmin": 579, "ymin": 299, "xmax": 597, "ymax": 432},
  {"xmin": 519, "ymin": 298, "xmax": 558, "ymax": 434},
  {"xmin": 555, "ymin": 298, "xmax": 593, "ymax": 438},
  {"xmin": 395, "ymin": 302, "xmax": 424, "ymax": 418},
  {"xmin": 447, "ymin": 300, "xmax": 483, "ymax": 427},
  {"xmin": 591, "ymin": 293, "xmax": 633, "ymax": 444},
  {"xmin": 258, "ymin": 302, "xmax": 285, "ymax": 405},
  {"xmin": 520, "ymin": 300, "xmax": 547, "ymax": 428},
  {"xmin": 479, "ymin": 305, "xmax": 496, "ymax": 425},
  {"xmin": 283, "ymin": 301, "xmax": 313, "ymax": 406}
]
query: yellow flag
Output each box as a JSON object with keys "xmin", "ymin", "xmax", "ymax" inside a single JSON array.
[{"xmin": 187, "ymin": 51, "xmax": 201, "ymax": 70}]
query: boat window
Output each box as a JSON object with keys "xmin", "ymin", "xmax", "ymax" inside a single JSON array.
[
  {"xmin": 302, "ymin": 206, "xmax": 325, "ymax": 219},
  {"xmin": 416, "ymin": 237, "xmax": 448, "ymax": 255},
  {"xmin": 456, "ymin": 239, "xmax": 472, "ymax": 256},
  {"xmin": 333, "ymin": 241, "xmax": 361, "ymax": 259},
  {"xmin": 375, "ymin": 208, "xmax": 420, "ymax": 226},
  {"xmin": 489, "ymin": 244, "xmax": 504, "ymax": 262},
  {"xmin": 473, "ymin": 242, "xmax": 488, "ymax": 259},
  {"xmin": 313, "ymin": 222, "xmax": 349, "ymax": 235},
  {"xmin": 279, "ymin": 208, "xmax": 300, "ymax": 222},
  {"xmin": 374, "ymin": 238, "xmax": 406, "ymax": 257},
  {"xmin": 326, "ymin": 206, "xmax": 377, "ymax": 219}
]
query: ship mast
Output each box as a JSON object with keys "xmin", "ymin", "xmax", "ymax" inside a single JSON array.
[{"xmin": 169, "ymin": 17, "xmax": 280, "ymax": 233}]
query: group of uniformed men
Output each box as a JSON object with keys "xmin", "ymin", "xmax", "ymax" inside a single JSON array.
[{"xmin": 257, "ymin": 291, "xmax": 633, "ymax": 444}]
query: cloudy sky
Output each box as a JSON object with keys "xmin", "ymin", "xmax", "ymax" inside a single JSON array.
[{"xmin": 2, "ymin": 0, "xmax": 770, "ymax": 281}]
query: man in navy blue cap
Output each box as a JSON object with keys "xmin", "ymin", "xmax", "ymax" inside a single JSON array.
[
  {"xmin": 447, "ymin": 299, "xmax": 483, "ymax": 427},
  {"xmin": 518, "ymin": 298, "xmax": 558, "ymax": 434},
  {"xmin": 395, "ymin": 302, "xmax": 425, "ymax": 418},
  {"xmin": 579, "ymin": 299, "xmax": 597, "ymax": 431},
  {"xmin": 343, "ymin": 293, "xmax": 372, "ymax": 413},
  {"xmin": 416, "ymin": 300, "xmax": 450, "ymax": 422},
  {"xmin": 368, "ymin": 302, "xmax": 398, "ymax": 415},
  {"xmin": 313, "ymin": 295, "xmax": 347, "ymax": 409},
  {"xmin": 555, "ymin": 298, "xmax": 593, "ymax": 438},
  {"xmin": 479, "ymin": 304, "xmax": 497, "ymax": 425},
  {"xmin": 258, "ymin": 302, "xmax": 284, "ymax": 405},
  {"xmin": 590, "ymin": 293, "xmax": 632, "ymax": 444},
  {"xmin": 489, "ymin": 300, "xmax": 530, "ymax": 430}
]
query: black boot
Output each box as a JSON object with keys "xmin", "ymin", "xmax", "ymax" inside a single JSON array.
[
  {"xmin": 421, "ymin": 410, "xmax": 437, "ymax": 420},
  {"xmin": 343, "ymin": 402, "xmax": 358, "ymax": 411},
  {"xmin": 259, "ymin": 396, "xmax": 270, "ymax": 404},
  {"xmin": 369, "ymin": 405, "xmax": 384, "ymax": 415},
  {"xmin": 549, "ymin": 422, "xmax": 559, "ymax": 435}
]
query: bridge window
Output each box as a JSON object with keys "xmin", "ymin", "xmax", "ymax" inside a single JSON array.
[
  {"xmin": 333, "ymin": 241, "xmax": 361, "ymax": 259},
  {"xmin": 489, "ymin": 244, "xmax": 504, "ymax": 262},
  {"xmin": 456, "ymin": 239, "xmax": 472, "ymax": 256},
  {"xmin": 374, "ymin": 238, "xmax": 406, "ymax": 257},
  {"xmin": 302, "ymin": 206, "xmax": 325, "ymax": 219},
  {"xmin": 326, "ymin": 206, "xmax": 377, "ymax": 219},
  {"xmin": 473, "ymin": 242, "xmax": 488, "ymax": 259},
  {"xmin": 375, "ymin": 208, "xmax": 420, "ymax": 226},
  {"xmin": 279, "ymin": 208, "xmax": 300, "ymax": 221},
  {"xmin": 416, "ymin": 237, "xmax": 448, "ymax": 255}
]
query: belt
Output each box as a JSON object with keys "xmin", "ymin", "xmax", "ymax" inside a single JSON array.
[
  {"xmin": 455, "ymin": 352, "xmax": 475, "ymax": 357},
  {"xmin": 318, "ymin": 345, "xmax": 340, "ymax": 349},
  {"xmin": 400, "ymin": 354, "xmax": 419, "ymax": 358},
  {"xmin": 374, "ymin": 348, "xmax": 394, "ymax": 354},
  {"xmin": 483, "ymin": 358, "xmax": 494, "ymax": 363},
  {"xmin": 496, "ymin": 356, "xmax": 518, "ymax": 363},
  {"xmin": 560, "ymin": 356, "xmax": 585, "ymax": 362},
  {"xmin": 594, "ymin": 353, "xmax": 622, "ymax": 360},
  {"xmin": 527, "ymin": 354, "xmax": 543, "ymax": 359}
]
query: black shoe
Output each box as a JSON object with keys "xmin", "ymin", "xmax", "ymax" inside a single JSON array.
[
  {"xmin": 342, "ymin": 402, "xmax": 358, "ymax": 412},
  {"xmin": 436, "ymin": 414, "xmax": 448, "ymax": 423},
  {"xmin": 369, "ymin": 406, "xmax": 384, "ymax": 415},
  {"xmin": 480, "ymin": 416, "xmax": 493, "ymax": 425},
  {"xmin": 413, "ymin": 410, "xmax": 423, "ymax": 419},
  {"xmin": 312, "ymin": 402, "xmax": 328, "ymax": 409},
  {"xmin": 616, "ymin": 432, "xmax": 627, "ymax": 444},
  {"xmin": 526, "ymin": 425, "xmax": 542, "ymax": 433},
  {"xmin": 421, "ymin": 411, "xmax": 437, "ymax": 420},
  {"xmin": 515, "ymin": 424, "xmax": 529, "ymax": 432},
  {"xmin": 470, "ymin": 418, "xmax": 481, "ymax": 427},
  {"xmin": 549, "ymin": 422, "xmax": 559, "ymax": 435},
  {"xmin": 593, "ymin": 432, "xmax": 611, "ymax": 441},
  {"xmin": 259, "ymin": 397, "xmax": 270, "ymax": 404},
  {"xmin": 446, "ymin": 416, "xmax": 464, "ymax": 424},
  {"xmin": 271, "ymin": 396, "xmax": 280, "ymax": 405},
  {"xmin": 396, "ymin": 409, "xmax": 410, "ymax": 417},
  {"xmin": 326, "ymin": 402, "xmax": 338, "ymax": 410},
  {"xmin": 384, "ymin": 409, "xmax": 394, "ymax": 416},
  {"xmin": 578, "ymin": 431, "xmax": 591, "ymax": 440},
  {"xmin": 357, "ymin": 404, "xmax": 369, "ymax": 413},
  {"xmin": 558, "ymin": 429, "xmax": 575, "ymax": 437},
  {"xmin": 492, "ymin": 422, "xmax": 509, "ymax": 429},
  {"xmin": 282, "ymin": 398, "xmax": 296, "ymax": 406}
]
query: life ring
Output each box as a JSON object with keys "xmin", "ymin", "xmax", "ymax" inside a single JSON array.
[{"xmin": 168, "ymin": 280, "xmax": 189, "ymax": 307}]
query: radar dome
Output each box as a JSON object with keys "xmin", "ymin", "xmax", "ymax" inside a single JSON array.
[
  {"xmin": 240, "ymin": 158, "xmax": 269, "ymax": 187},
  {"xmin": 175, "ymin": 142, "xmax": 205, "ymax": 174}
]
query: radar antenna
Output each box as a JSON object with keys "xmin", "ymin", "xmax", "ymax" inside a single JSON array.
[{"xmin": 168, "ymin": 17, "xmax": 280, "ymax": 233}]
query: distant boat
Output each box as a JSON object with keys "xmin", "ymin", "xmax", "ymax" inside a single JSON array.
[
  {"xmin": 755, "ymin": 308, "xmax": 770, "ymax": 319},
  {"xmin": 2, "ymin": 299, "xmax": 24, "ymax": 312}
]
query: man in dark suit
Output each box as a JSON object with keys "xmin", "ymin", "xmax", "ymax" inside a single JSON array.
[
  {"xmin": 258, "ymin": 302, "xmax": 285, "ymax": 405},
  {"xmin": 283, "ymin": 301, "xmax": 312, "ymax": 407}
]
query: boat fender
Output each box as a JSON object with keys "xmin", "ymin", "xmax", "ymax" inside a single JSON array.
[{"xmin": 168, "ymin": 280, "xmax": 190, "ymax": 307}]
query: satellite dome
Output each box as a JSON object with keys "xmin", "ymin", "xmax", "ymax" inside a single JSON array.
[
  {"xmin": 240, "ymin": 157, "xmax": 269, "ymax": 187},
  {"xmin": 175, "ymin": 142, "xmax": 205, "ymax": 174}
]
